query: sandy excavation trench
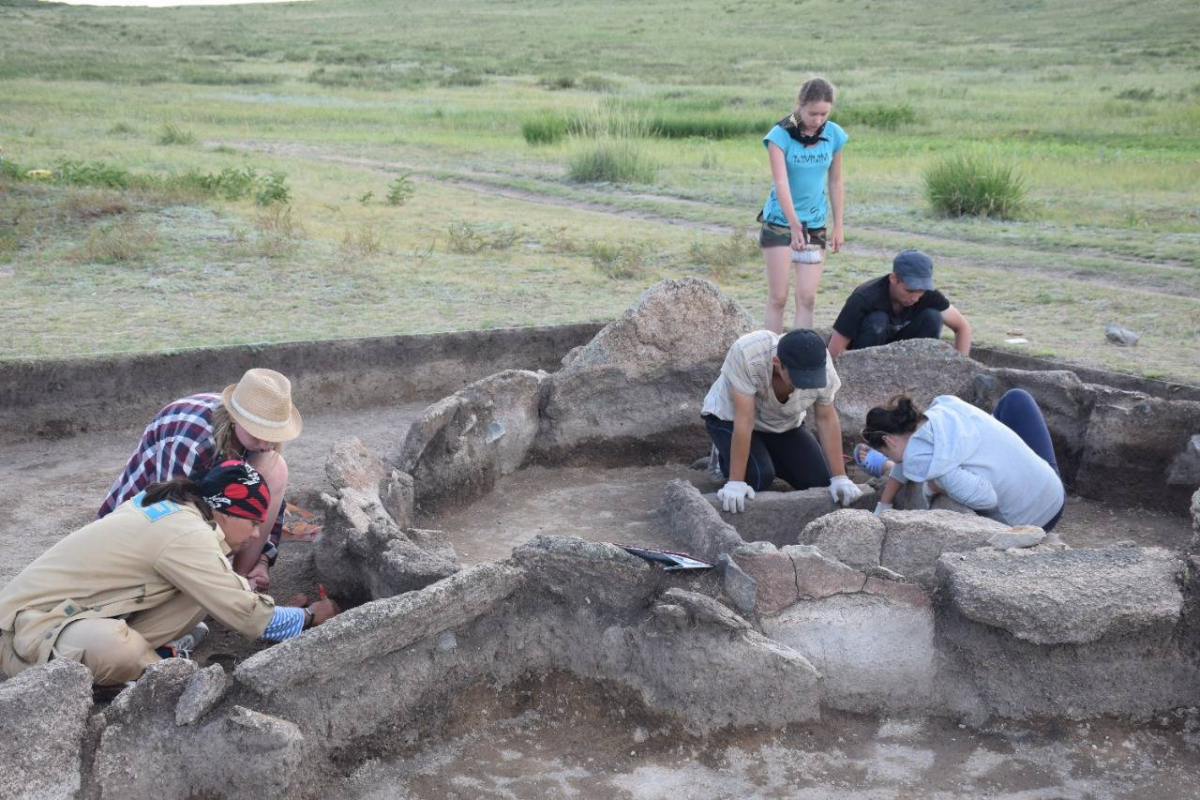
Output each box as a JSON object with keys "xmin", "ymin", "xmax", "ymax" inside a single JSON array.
[{"xmin": 2, "ymin": 279, "xmax": 1199, "ymax": 799}]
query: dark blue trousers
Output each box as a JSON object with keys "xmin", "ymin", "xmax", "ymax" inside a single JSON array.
[
  {"xmin": 992, "ymin": 388, "xmax": 1064, "ymax": 530},
  {"xmin": 703, "ymin": 415, "xmax": 831, "ymax": 493}
]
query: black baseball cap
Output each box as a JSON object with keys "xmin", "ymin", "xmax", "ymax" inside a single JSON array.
[
  {"xmin": 776, "ymin": 329, "xmax": 828, "ymax": 389},
  {"xmin": 892, "ymin": 250, "xmax": 935, "ymax": 291}
]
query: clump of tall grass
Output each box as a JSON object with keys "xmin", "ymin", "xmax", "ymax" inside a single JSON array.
[
  {"xmin": 180, "ymin": 69, "xmax": 282, "ymax": 86},
  {"xmin": 924, "ymin": 155, "xmax": 1029, "ymax": 219},
  {"xmin": 107, "ymin": 122, "xmax": 137, "ymax": 136},
  {"xmin": 75, "ymin": 216, "xmax": 158, "ymax": 263},
  {"xmin": 587, "ymin": 240, "xmax": 650, "ymax": 280},
  {"xmin": 158, "ymin": 123, "xmax": 198, "ymax": 146},
  {"xmin": 307, "ymin": 66, "xmax": 427, "ymax": 90},
  {"xmin": 568, "ymin": 139, "xmax": 657, "ymax": 184},
  {"xmin": 688, "ymin": 230, "xmax": 759, "ymax": 281},
  {"xmin": 521, "ymin": 114, "xmax": 568, "ymax": 146},
  {"xmin": 835, "ymin": 103, "xmax": 918, "ymax": 131},
  {"xmin": 538, "ymin": 74, "xmax": 576, "ymax": 90}
]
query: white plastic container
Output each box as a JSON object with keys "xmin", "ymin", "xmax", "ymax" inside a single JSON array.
[{"xmin": 790, "ymin": 245, "xmax": 823, "ymax": 264}]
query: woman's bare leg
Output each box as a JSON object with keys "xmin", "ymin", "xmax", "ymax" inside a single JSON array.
[
  {"xmin": 763, "ymin": 246, "xmax": 793, "ymax": 333},
  {"xmin": 793, "ymin": 256, "xmax": 825, "ymax": 330}
]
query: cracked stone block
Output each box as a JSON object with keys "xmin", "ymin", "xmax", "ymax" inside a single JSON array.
[
  {"xmin": 799, "ymin": 509, "xmax": 885, "ymax": 571},
  {"xmin": 175, "ymin": 664, "xmax": 227, "ymax": 726},
  {"xmin": 784, "ymin": 545, "xmax": 867, "ymax": 600},
  {"xmin": 705, "ymin": 485, "xmax": 876, "ymax": 547}
]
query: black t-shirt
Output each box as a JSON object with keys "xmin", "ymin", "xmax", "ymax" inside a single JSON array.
[{"xmin": 832, "ymin": 275, "xmax": 950, "ymax": 339}]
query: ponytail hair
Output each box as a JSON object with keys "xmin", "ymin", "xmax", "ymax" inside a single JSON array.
[
  {"xmin": 863, "ymin": 393, "xmax": 925, "ymax": 447},
  {"xmin": 142, "ymin": 477, "xmax": 214, "ymax": 522}
]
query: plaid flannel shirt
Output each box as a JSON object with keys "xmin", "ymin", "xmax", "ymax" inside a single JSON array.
[{"xmin": 97, "ymin": 394, "xmax": 282, "ymax": 563}]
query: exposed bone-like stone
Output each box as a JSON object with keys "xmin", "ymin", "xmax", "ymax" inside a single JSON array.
[
  {"xmin": 987, "ymin": 527, "xmax": 1046, "ymax": 550},
  {"xmin": 0, "ymin": 659, "xmax": 92, "ymax": 800},
  {"xmin": 879, "ymin": 510, "xmax": 1011, "ymax": 585},
  {"xmin": 175, "ymin": 664, "xmax": 227, "ymax": 726},
  {"xmin": 703, "ymin": 484, "xmax": 876, "ymax": 547},
  {"xmin": 799, "ymin": 509, "xmax": 886, "ymax": 571},
  {"xmin": 535, "ymin": 278, "xmax": 754, "ymax": 462},
  {"xmin": 316, "ymin": 439, "xmax": 459, "ymax": 602},
  {"xmin": 937, "ymin": 546, "xmax": 1184, "ymax": 645}
]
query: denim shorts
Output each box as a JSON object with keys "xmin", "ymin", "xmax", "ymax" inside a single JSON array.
[{"xmin": 757, "ymin": 217, "xmax": 827, "ymax": 250}]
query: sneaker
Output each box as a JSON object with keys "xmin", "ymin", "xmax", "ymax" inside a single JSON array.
[
  {"xmin": 158, "ymin": 621, "xmax": 209, "ymax": 660},
  {"xmin": 705, "ymin": 444, "xmax": 725, "ymax": 483}
]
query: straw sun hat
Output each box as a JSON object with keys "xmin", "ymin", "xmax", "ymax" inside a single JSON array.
[{"xmin": 220, "ymin": 368, "xmax": 303, "ymax": 443}]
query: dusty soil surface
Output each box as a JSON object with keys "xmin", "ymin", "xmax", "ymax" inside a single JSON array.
[
  {"xmin": 337, "ymin": 677, "xmax": 1200, "ymax": 800},
  {"xmin": 429, "ymin": 464, "xmax": 710, "ymax": 565}
]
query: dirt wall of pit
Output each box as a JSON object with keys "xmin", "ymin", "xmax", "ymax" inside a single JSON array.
[{"xmin": 0, "ymin": 324, "xmax": 604, "ymax": 444}]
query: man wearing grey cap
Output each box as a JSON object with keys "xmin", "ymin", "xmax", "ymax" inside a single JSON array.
[
  {"xmin": 701, "ymin": 328, "xmax": 865, "ymax": 513},
  {"xmin": 827, "ymin": 250, "xmax": 971, "ymax": 358}
]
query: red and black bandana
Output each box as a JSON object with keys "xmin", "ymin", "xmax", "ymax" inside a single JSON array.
[{"xmin": 197, "ymin": 460, "xmax": 270, "ymax": 522}]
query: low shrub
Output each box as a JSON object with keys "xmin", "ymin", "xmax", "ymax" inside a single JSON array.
[
  {"xmin": 446, "ymin": 220, "xmax": 518, "ymax": 254},
  {"xmin": 340, "ymin": 224, "xmax": 385, "ymax": 259},
  {"xmin": 308, "ymin": 66, "xmax": 426, "ymax": 90},
  {"xmin": 254, "ymin": 171, "xmax": 291, "ymax": 206},
  {"xmin": 568, "ymin": 139, "xmax": 657, "ymax": 184},
  {"xmin": 645, "ymin": 114, "xmax": 772, "ymax": 139},
  {"xmin": 688, "ymin": 229, "xmax": 759, "ymax": 281},
  {"xmin": 385, "ymin": 173, "xmax": 416, "ymax": 206},
  {"xmin": 924, "ymin": 155, "xmax": 1029, "ymax": 219},
  {"xmin": 158, "ymin": 122, "xmax": 198, "ymax": 146},
  {"xmin": 54, "ymin": 160, "xmax": 131, "ymax": 189},
  {"xmin": 587, "ymin": 240, "xmax": 650, "ymax": 280},
  {"xmin": 521, "ymin": 114, "xmax": 568, "ymax": 146},
  {"xmin": 1115, "ymin": 87, "xmax": 1156, "ymax": 101},
  {"xmin": 579, "ymin": 74, "xmax": 618, "ymax": 92},
  {"xmin": 107, "ymin": 122, "xmax": 137, "ymax": 136}
]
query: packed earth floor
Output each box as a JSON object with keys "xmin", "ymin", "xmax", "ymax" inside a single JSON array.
[{"xmin": 1, "ymin": 396, "xmax": 1196, "ymax": 799}]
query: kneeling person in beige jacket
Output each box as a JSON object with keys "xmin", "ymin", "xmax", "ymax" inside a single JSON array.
[{"xmin": 0, "ymin": 460, "xmax": 339, "ymax": 687}]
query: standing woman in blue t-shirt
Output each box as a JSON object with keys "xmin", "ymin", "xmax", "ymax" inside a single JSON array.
[{"xmin": 758, "ymin": 77, "xmax": 848, "ymax": 333}]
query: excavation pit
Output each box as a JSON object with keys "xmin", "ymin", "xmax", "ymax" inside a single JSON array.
[{"xmin": 1, "ymin": 281, "xmax": 1198, "ymax": 799}]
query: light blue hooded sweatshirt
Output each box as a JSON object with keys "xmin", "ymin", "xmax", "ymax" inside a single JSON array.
[{"xmin": 895, "ymin": 395, "xmax": 1064, "ymax": 528}]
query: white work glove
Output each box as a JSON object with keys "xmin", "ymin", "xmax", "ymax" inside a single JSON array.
[
  {"xmin": 828, "ymin": 475, "xmax": 864, "ymax": 507},
  {"xmin": 717, "ymin": 481, "xmax": 756, "ymax": 513},
  {"xmin": 873, "ymin": 501, "xmax": 893, "ymax": 517}
]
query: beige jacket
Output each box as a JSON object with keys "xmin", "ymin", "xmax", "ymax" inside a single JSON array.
[{"xmin": 0, "ymin": 495, "xmax": 276, "ymax": 666}]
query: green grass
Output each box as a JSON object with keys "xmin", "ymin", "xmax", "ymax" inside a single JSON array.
[
  {"xmin": 925, "ymin": 155, "xmax": 1029, "ymax": 219},
  {"xmin": 0, "ymin": 0, "xmax": 1197, "ymax": 384}
]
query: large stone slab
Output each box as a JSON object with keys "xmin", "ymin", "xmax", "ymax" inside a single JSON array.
[
  {"xmin": 937, "ymin": 546, "xmax": 1184, "ymax": 645},
  {"xmin": 1074, "ymin": 386, "xmax": 1200, "ymax": 508},
  {"xmin": 880, "ymin": 510, "xmax": 1011, "ymax": 585},
  {"xmin": 534, "ymin": 279, "xmax": 754, "ymax": 462},
  {"xmin": 0, "ymin": 659, "xmax": 93, "ymax": 800},
  {"xmin": 832, "ymin": 339, "xmax": 985, "ymax": 445},
  {"xmin": 398, "ymin": 369, "xmax": 545, "ymax": 513},
  {"xmin": 235, "ymin": 562, "xmax": 526, "ymax": 696},
  {"xmin": 703, "ymin": 484, "xmax": 876, "ymax": 547},
  {"xmin": 799, "ymin": 509, "xmax": 885, "ymax": 571}
]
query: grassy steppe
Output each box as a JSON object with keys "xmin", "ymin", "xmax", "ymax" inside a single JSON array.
[{"xmin": 1, "ymin": 0, "xmax": 1198, "ymax": 381}]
